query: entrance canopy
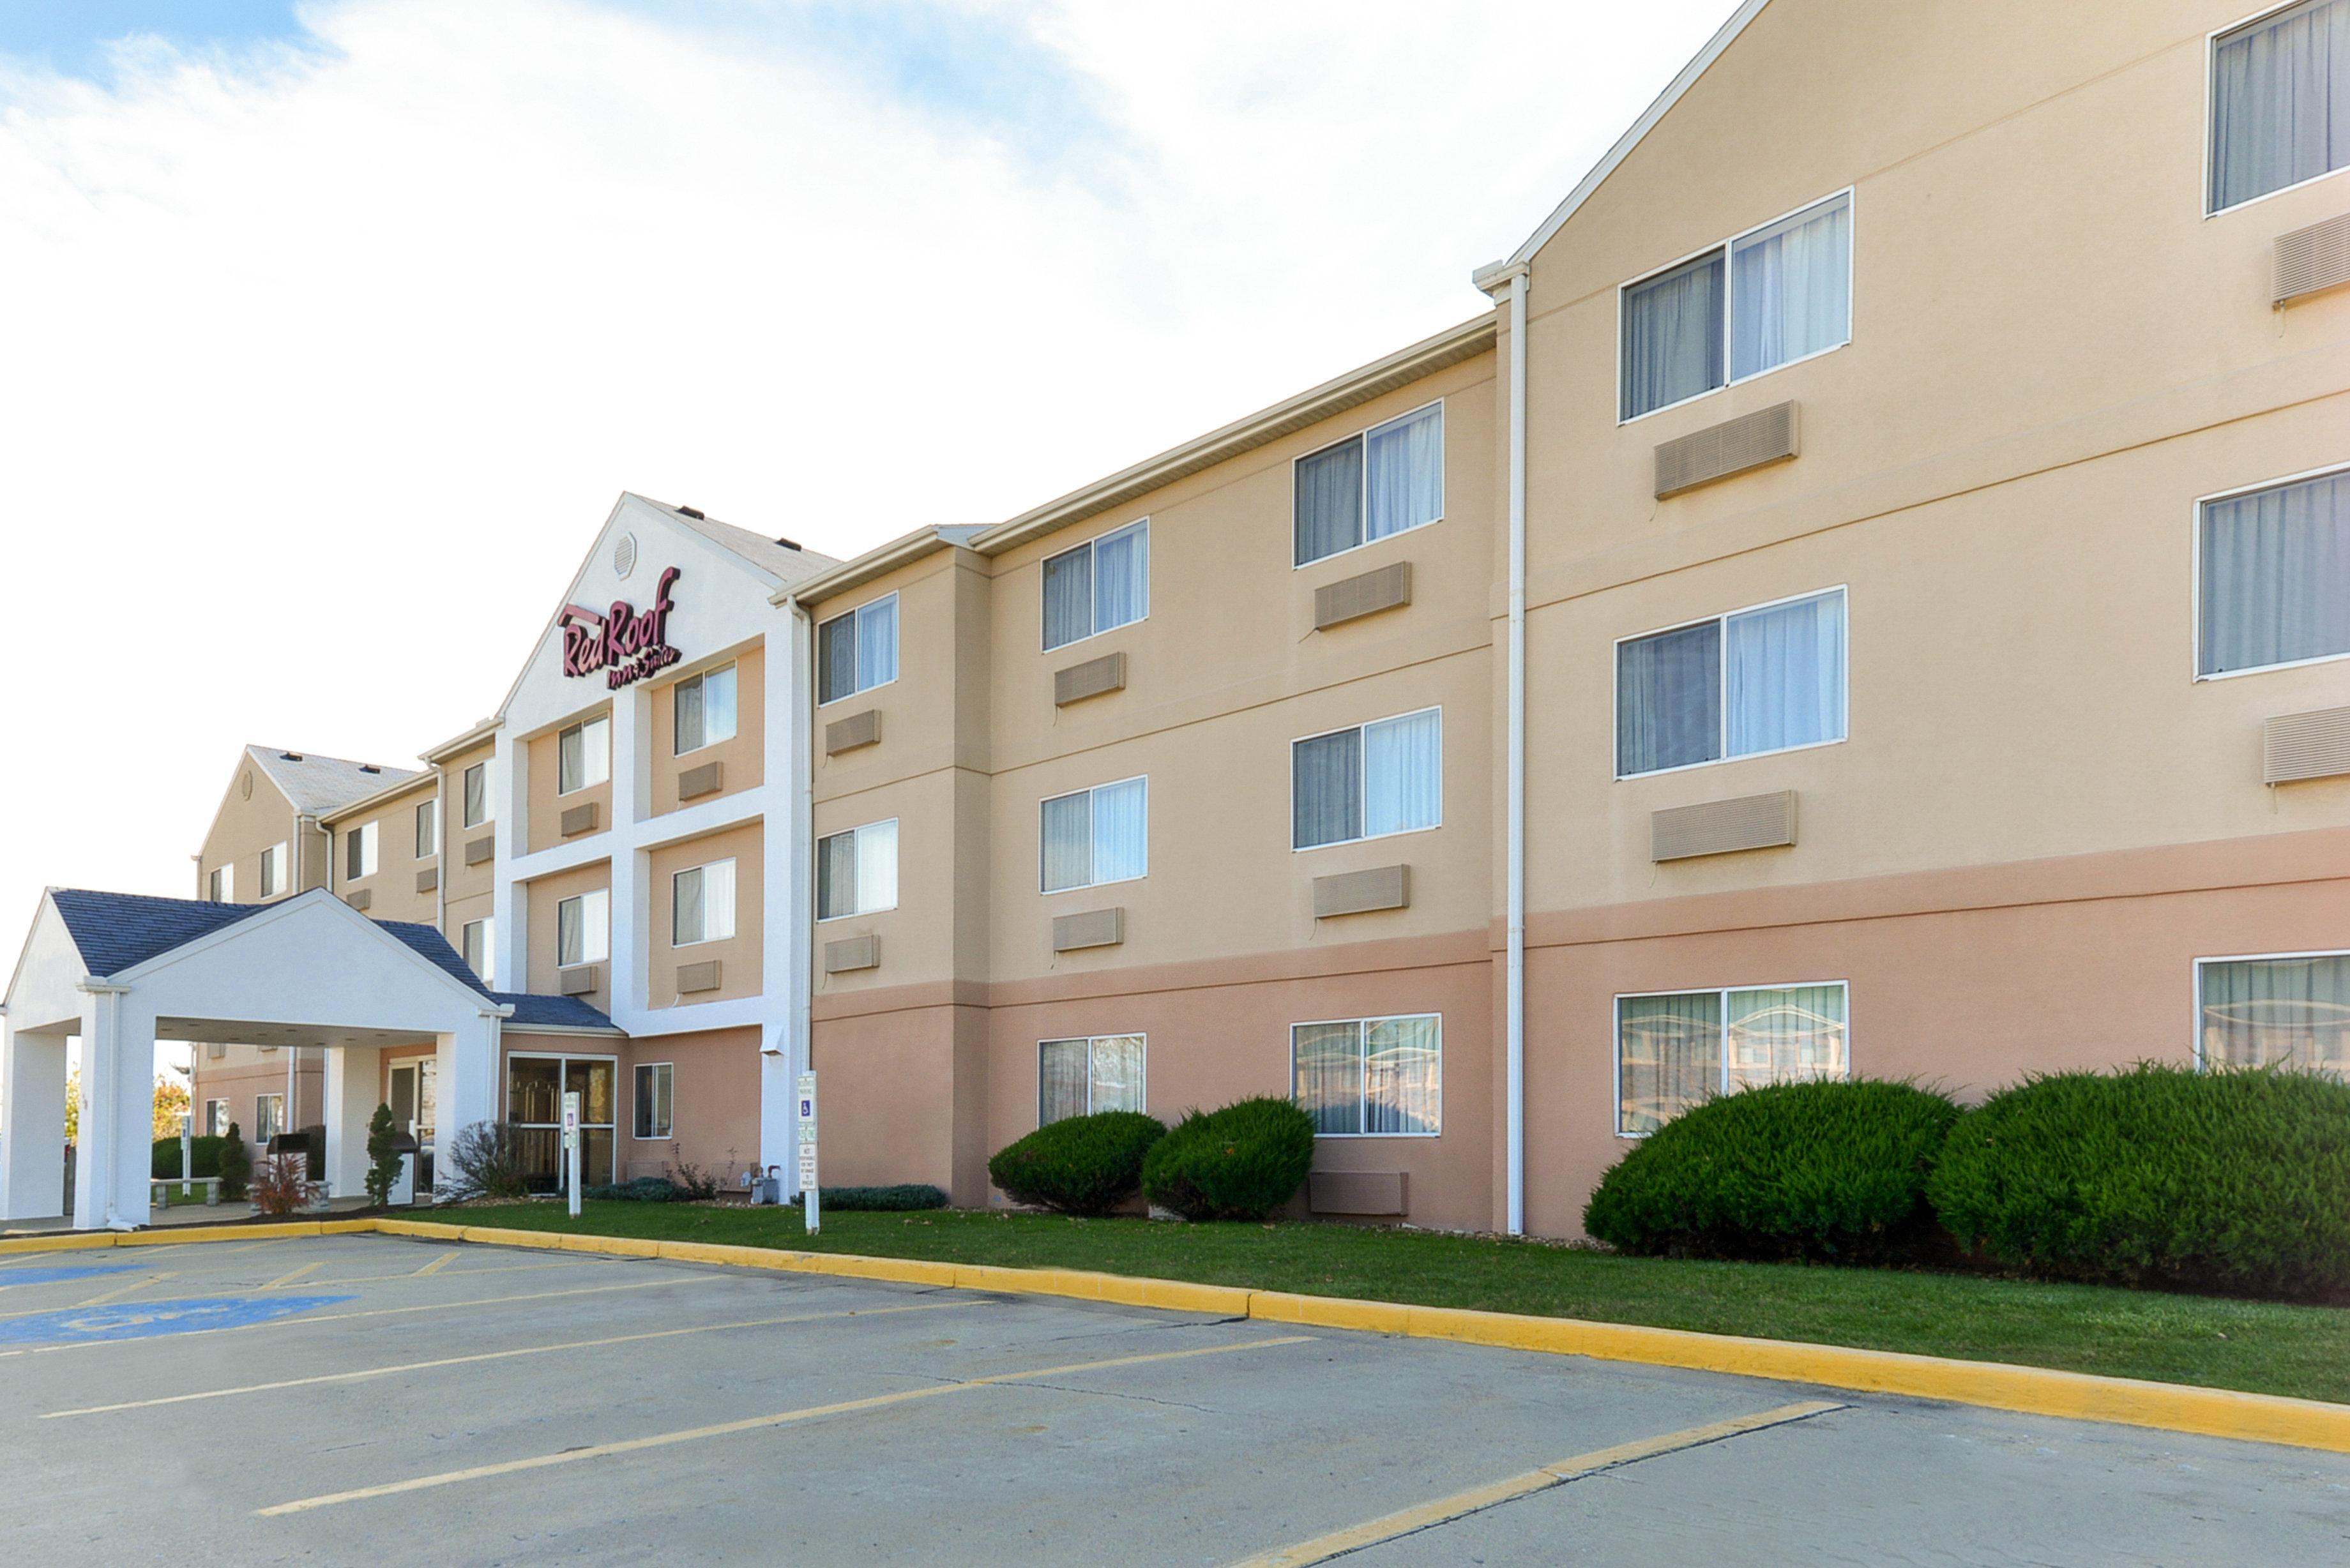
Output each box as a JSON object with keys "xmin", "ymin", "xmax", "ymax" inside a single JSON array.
[{"xmin": 3, "ymin": 889, "xmax": 612, "ymax": 1230}]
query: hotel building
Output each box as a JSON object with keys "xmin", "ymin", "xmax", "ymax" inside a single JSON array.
[{"xmin": 7, "ymin": 0, "xmax": 2348, "ymax": 1236}]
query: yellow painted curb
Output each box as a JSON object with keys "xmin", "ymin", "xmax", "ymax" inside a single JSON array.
[
  {"xmin": 0, "ymin": 1231, "xmax": 121, "ymax": 1255},
  {"xmin": 457, "ymin": 1225, "xmax": 566, "ymax": 1252},
  {"xmin": 557, "ymin": 1232, "xmax": 663, "ymax": 1258},
  {"xmin": 118, "ymin": 1221, "xmax": 324, "ymax": 1247},
  {"xmin": 369, "ymin": 1218, "xmax": 467, "ymax": 1241}
]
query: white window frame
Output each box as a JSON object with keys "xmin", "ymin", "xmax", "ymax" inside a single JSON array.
[
  {"xmin": 2204, "ymin": 1, "xmax": 2350, "ymax": 217},
  {"xmin": 815, "ymin": 818, "xmax": 899, "ymax": 922},
  {"xmin": 1037, "ymin": 776, "xmax": 1149, "ymax": 893},
  {"xmin": 557, "ymin": 715, "xmax": 611, "ymax": 797},
  {"xmin": 1611, "ymin": 585, "xmax": 1849, "ymax": 781},
  {"xmin": 1615, "ymin": 188, "xmax": 1856, "ymax": 426},
  {"xmin": 1291, "ymin": 398, "xmax": 1448, "ymax": 569},
  {"xmin": 556, "ymin": 889, "xmax": 610, "ymax": 967},
  {"xmin": 1036, "ymin": 1034, "xmax": 1148, "ymax": 1124},
  {"xmin": 633, "ymin": 1060, "xmax": 676, "ymax": 1140},
  {"xmin": 1289, "ymin": 705, "xmax": 1444, "ymax": 852},
  {"xmin": 1612, "ymin": 979, "xmax": 1852, "ymax": 1138},
  {"xmin": 816, "ymin": 592, "xmax": 899, "ymax": 707},
  {"xmin": 673, "ymin": 661, "xmax": 739, "ymax": 756},
  {"xmin": 254, "ymin": 1092, "xmax": 285, "ymax": 1142},
  {"xmin": 2192, "ymin": 948, "xmax": 2350, "ymax": 1069},
  {"xmin": 462, "ymin": 760, "xmax": 492, "ymax": 828},
  {"xmin": 204, "ymin": 1098, "xmax": 228, "ymax": 1138},
  {"xmin": 347, "ymin": 820, "xmax": 379, "ymax": 881},
  {"xmin": 1287, "ymin": 1013, "xmax": 1443, "ymax": 1139},
  {"xmin": 672, "ymin": 858, "xmax": 737, "ymax": 947},
  {"xmin": 462, "ymin": 917, "xmax": 494, "ymax": 986},
  {"xmin": 259, "ymin": 843, "xmax": 287, "ymax": 899},
  {"xmin": 2190, "ymin": 462, "xmax": 2350, "ymax": 682},
  {"xmin": 1041, "ymin": 518, "xmax": 1150, "ymax": 651},
  {"xmin": 206, "ymin": 864, "xmax": 232, "ymax": 903}
]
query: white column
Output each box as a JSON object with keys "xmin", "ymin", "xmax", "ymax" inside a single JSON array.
[
  {"xmin": 1, "ymin": 1020, "xmax": 68, "ymax": 1221},
  {"xmin": 322, "ymin": 1045, "xmax": 384, "ymax": 1199},
  {"xmin": 760, "ymin": 621, "xmax": 810, "ymax": 1189},
  {"xmin": 75, "ymin": 984, "xmax": 155, "ymax": 1230},
  {"xmin": 438, "ymin": 1011, "xmax": 504, "ymax": 1152},
  {"xmin": 608, "ymin": 681, "xmax": 646, "ymax": 1022},
  {"xmin": 492, "ymin": 731, "xmax": 524, "ymax": 993}
]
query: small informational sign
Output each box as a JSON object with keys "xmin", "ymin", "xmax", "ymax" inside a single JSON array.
[
  {"xmin": 796, "ymin": 1071, "xmax": 819, "ymax": 1234},
  {"xmin": 563, "ymin": 1090, "xmax": 582, "ymax": 1219}
]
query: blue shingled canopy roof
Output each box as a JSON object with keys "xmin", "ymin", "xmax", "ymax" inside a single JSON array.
[{"xmin": 44, "ymin": 889, "xmax": 615, "ymax": 1031}]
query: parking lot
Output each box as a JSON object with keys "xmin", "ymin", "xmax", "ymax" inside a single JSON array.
[{"xmin": 1, "ymin": 1234, "xmax": 2346, "ymax": 1564}]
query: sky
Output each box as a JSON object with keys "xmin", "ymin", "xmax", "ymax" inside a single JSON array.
[{"xmin": 0, "ymin": 0, "xmax": 1741, "ymax": 1004}]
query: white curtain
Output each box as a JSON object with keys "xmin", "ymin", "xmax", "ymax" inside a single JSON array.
[
  {"xmin": 1725, "ymin": 590, "xmax": 1846, "ymax": 756},
  {"xmin": 1294, "ymin": 437, "xmax": 1364, "ymax": 564},
  {"xmin": 1292, "ymin": 1022, "xmax": 1362, "ymax": 1135},
  {"xmin": 819, "ymin": 612, "xmax": 858, "ymax": 702},
  {"xmin": 1363, "ymin": 709, "xmax": 1441, "ymax": 836},
  {"xmin": 1091, "ymin": 778, "xmax": 1148, "ymax": 884},
  {"xmin": 2202, "ymin": 956, "xmax": 2350, "ymax": 1072},
  {"xmin": 1292, "ymin": 728, "xmax": 1361, "ymax": 848},
  {"xmin": 1366, "ymin": 405, "xmax": 1443, "ymax": 541},
  {"xmin": 1039, "ymin": 1039, "xmax": 1089, "ymax": 1123},
  {"xmin": 1040, "ymin": 791, "xmax": 1091, "ymax": 891},
  {"xmin": 2201, "ymin": 472, "xmax": 2350, "ymax": 674},
  {"xmin": 557, "ymin": 898, "xmax": 581, "ymax": 966},
  {"xmin": 1616, "ymin": 621, "xmax": 1721, "ymax": 774},
  {"xmin": 1093, "ymin": 521, "xmax": 1148, "ymax": 633},
  {"xmin": 1089, "ymin": 1035, "xmax": 1147, "ymax": 1113},
  {"xmin": 702, "ymin": 664, "xmax": 738, "ymax": 745},
  {"xmin": 1731, "ymin": 194, "xmax": 1851, "ymax": 381},
  {"xmin": 1617, "ymin": 992, "xmax": 1721, "ymax": 1135},
  {"xmin": 1043, "ymin": 545, "xmax": 1092, "ymax": 650},
  {"xmin": 1621, "ymin": 252, "xmax": 1724, "ymax": 418},
  {"xmin": 1725, "ymin": 984, "xmax": 1847, "ymax": 1092},
  {"xmin": 1364, "ymin": 1015, "xmax": 1441, "ymax": 1134},
  {"xmin": 674, "ymin": 866, "xmax": 705, "ymax": 946},
  {"xmin": 855, "ymin": 820, "xmax": 897, "ymax": 912},
  {"xmin": 580, "ymin": 889, "xmax": 609, "ymax": 963},
  {"xmin": 701, "ymin": 859, "xmax": 736, "ymax": 942},
  {"xmin": 2211, "ymin": 0, "xmax": 2350, "ymax": 211},
  {"xmin": 581, "ymin": 717, "xmax": 611, "ymax": 788},
  {"xmin": 858, "ymin": 596, "xmax": 898, "ymax": 690}
]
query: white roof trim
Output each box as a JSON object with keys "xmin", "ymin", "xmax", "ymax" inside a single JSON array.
[{"xmin": 1474, "ymin": 0, "xmax": 1774, "ymax": 289}]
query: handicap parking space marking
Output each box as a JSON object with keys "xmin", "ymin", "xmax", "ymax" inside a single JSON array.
[
  {"xmin": 0, "ymin": 1293, "xmax": 359, "ymax": 1347},
  {"xmin": 0, "ymin": 1263, "xmax": 147, "ymax": 1290}
]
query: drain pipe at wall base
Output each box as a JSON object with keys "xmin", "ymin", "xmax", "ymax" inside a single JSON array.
[{"xmin": 1489, "ymin": 262, "xmax": 1531, "ymax": 1238}]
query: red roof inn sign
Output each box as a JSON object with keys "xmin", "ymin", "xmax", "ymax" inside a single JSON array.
[{"xmin": 561, "ymin": 566, "xmax": 684, "ymax": 689}]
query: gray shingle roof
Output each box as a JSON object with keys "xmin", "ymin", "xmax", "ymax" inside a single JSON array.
[
  {"xmin": 633, "ymin": 496, "xmax": 839, "ymax": 585},
  {"xmin": 245, "ymin": 746, "xmax": 424, "ymax": 816}
]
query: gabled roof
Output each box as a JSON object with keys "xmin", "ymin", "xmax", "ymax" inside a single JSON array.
[
  {"xmin": 245, "ymin": 746, "xmax": 424, "ymax": 817},
  {"xmin": 628, "ymin": 494, "xmax": 840, "ymax": 587}
]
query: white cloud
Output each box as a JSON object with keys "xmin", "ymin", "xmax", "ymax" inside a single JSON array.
[{"xmin": 0, "ymin": 0, "xmax": 1738, "ymax": 971}]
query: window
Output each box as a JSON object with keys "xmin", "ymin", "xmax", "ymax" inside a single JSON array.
[
  {"xmin": 1616, "ymin": 587, "xmax": 1846, "ymax": 777},
  {"xmin": 1038, "ymin": 1035, "xmax": 1146, "ymax": 1124},
  {"xmin": 634, "ymin": 1062, "xmax": 675, "ymax": 1139},
  {"xmin": 254, "ymin": 1093, "xmax": 285, "ymax": 1142},
  {"xmin": 556, "ymin": 889, "xmax": 610, "ymax": 968},
  {"xmin": 816, "ymin": 820, "xmax": 898, "ymax": 919},
  {"xmin": 673, "ymin": 858, "xmax": 737, "ymax": 946},
  {"xmin": 1040, "ymin": 778, "xmax": 1148, "ymax": 892},
  {"xmin": 463, "ymin": 761, "xmax": 490, "ymax": 828},
  {"xmin": 557, "ymin": 716, "xmax": 610, "ymax": 795},
  {"xmin": 2198, "ymin": 953, "xmax": 2350, "ymax": 1073},
  {"xmin": 204, "ymin": 1099, "xmax": 228, "ymax": 1138},
  {"xmin": 345, "ymin": 820, "xmax": 379, "ymax": 881},
  {"xmin": 259, "ymin": 843, "xmax": 287, "ymax": 899},
  {"xmin": 2210, "ymin": 0, "xmax": 2350, "ymax": 213},
  {"xmin": 2198, "ymin": 469, "xmax": 2350, "ymax": 677},
  {"xmin": 1042, "ymin": 520, "xmax": 1149, "ymax": 650},
  {"xmin": 416, "ymin": 799, "xmax": 438, "ymax": 859},
  {"xmin": 462, "ymin": 917, "xmax": 494, "ymax": 985},
  {"xmin": 1294, "ymin": 403, "xmax": 1443, "ymax": 566},
  {"xmin": 674, "ymin": 663, "xmax": 738, "ymax": 754},
  {"xmin": 1292, "ymin": 707, "xmax": 1442, "ymax": 850},
  {"xmin": 817, "ymin": 593, "xmax": 898, "ymax": 704},
  {"xmin": 1616, "ymin": 983, "xmax": 1849, "ymax": 1135},
  {"xmin": 206, "ymin": 864, "xmax": 232, "ymax": 904},
  {"xmin": 1620, "ymin": 192, "xmax": 1851, "ymax": 421},
  {"xmin": 1291, "ymin": 1014, "xmax": 1442, "ymax": 1136}
]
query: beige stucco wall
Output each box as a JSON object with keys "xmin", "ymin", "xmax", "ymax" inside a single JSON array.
[
  {"xmin": 526, "ymin": 710, "xmax": 612, "ymax": 856},
  {"xmin": 524, "ymin": 859, "xmax": 612, "ymax": 1007},
  {"xmin": 195, "ymin": 755, "xmax": 299, "ymax": 904},
  {"xmin": 648, "ymin": 644, "xmax": 766, "ymax": 815},
  {"xmin": 325, "ymin": 778, "xmax": 441, "ymax": 928},
  {"xmin": 645, "ymin": 819, "xmax": 764, "ymax": 1007}
]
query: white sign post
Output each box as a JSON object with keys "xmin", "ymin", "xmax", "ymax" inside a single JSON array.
[
  {"xmin": 563, "ymin": 1090, "xmax": 582, "ymax": 1220},
  {"xmin": 179, "ymin": 1112, "xmax": 193, "ymax": 1200},
  {"xmin": 796, "ymin": 1071, "xmax": 819, "ymax": 1235}
]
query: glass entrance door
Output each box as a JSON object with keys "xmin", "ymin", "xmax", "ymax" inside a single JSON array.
[
  {"xmin": 506, "ymin": 1055, "xmax": 616, "ymax": 1195},
  {"xmin": 388, "ymin": 1059, "xmax": 438, "ymax": 1192}
]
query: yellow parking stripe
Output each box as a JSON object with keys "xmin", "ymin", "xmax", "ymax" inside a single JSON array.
[
  {"xmin": 261, "ymin": 1262, "xmax": 322, "ymax": 1290},
  {"xmin": 259, "ymin": 1334, "xmax": 1315, "ymax": 1516},
  {"xmin": 1224, "ymin": 1399, "xmax": 1844, "ymax": 1567},
  {"xmin": 411, "ymin": 1251, "xmax": 458, "ymax": 1276},
  {"xmin": 46, "ymin": 1300, "xmax": 978, "ymax": 1418},
  {"xmin": 70, "ymin": 1272, "xmax": 176, "ymax": 1309}
]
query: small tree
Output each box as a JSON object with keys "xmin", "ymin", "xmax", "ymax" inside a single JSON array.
[
  {"xmin": 152, "ymin": 1076, "xmax": 192, "ymax": 1140},
  {"xmin": 441, "ymin": 1120, "xmax": 532, "ymax": 1202},
  {"xmin": 248, "ymin": 1153, "xmax": 322, "ymax": 1216},
  {"xmin": 364, "ymin": 1103, "xmax": 404, "ymax": 1208},
  {"xmin": 216, "ymin": 1121, "xmax": 252, "ymax": 1200}
]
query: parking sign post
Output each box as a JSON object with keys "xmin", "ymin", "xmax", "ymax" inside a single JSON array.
[
  {"xmin": 797, "ymin": 1071, "xmax": 819, "ymax": 1235},
  {"xmin": 563, "ymin": 1090, "xmax": 582, "ymax": 1219}
]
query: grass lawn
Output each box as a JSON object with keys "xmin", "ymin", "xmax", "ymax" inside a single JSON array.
[{"xmin": 451, "ymin": 1202, "xmax": 2350, "ymax": 1404}]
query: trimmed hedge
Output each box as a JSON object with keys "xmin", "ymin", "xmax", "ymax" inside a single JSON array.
[
  {"xmin": 990, "ymin": 1112, "xmax": 1166, "ymax": 1216},
  {"xmin": 152, "ymin": 1134, "xmax": 232, "ymax": 1181},
  {"xmin": 802, "ymin": 1184, "xmax": 949, "ymax": 1212},
  {"xmin": 586, "ymin": 1177, "xmax": 685, "ymax": 1202},
  {"xmin": 1141, "ymin": 1097, "xmax": 1315, "ymax": 1222},
  {"xmin": 1584, "ymin": 1079, "xmax": 1961, "ymax": 1263},
  {"xmin": 1929, "ymin": 1064, "xmax": 2350, "ymax": 1300}
]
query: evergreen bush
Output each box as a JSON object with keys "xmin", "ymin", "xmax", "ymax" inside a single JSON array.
[
  {"xmin": 215, "ymin": 1123, "xmax": 251, "ymax": 1200},
  {"xmin": 989, "ymin": 1111, "xmax": 1167, "ymax": 1216},
  {"xmin": 802, "ymin": 1184, "xmax": 949, "ymax": 1212},
  {"xmin": 151, "ymin": 1134, "xmax": 231, "ymax": 1180},
  {"xmin": 1139, "ymin": 1097, "xmax": 1315, "ymax": 1222}
]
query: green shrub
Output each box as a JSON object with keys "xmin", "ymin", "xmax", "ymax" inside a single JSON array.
[
  {"xmin": 807, "ymin": 1184, "xmax": 948, "ymax": 1212},
  {"xmin": 989, "ymin": 1111, "xmax": 1166, "ymax": 1216},
  {"xmin": 152, "ymin": 1135, "xmax": 232, "ymax": 1180},
  {"xmin": 586, "ymin": 1177, "xmax": 683, "ymax": 1202},
  {"xmin": 364, "ymin": 1104, "xmax": 405, "ymax": 1208},
  {"xmin": 1928, "ymin": 1064, "xmax": 2350, "ymax": 1299},
  {"xmin": 215, "ymin": 1123, "xmax": 250, "ymax": 1200},
  {"xmin": 1584, "ymin": 1078, "xmax": 1961, "ymax": 1263},
  {"xmin": 1141, "ymin": 1097, "xmax": 1315, "ymax": 1222}
]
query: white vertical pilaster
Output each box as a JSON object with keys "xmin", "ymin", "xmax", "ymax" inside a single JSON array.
[
  {"xmin": 609, "ymin": 679, "xmax": 646, "ymax": 1021},
  {"xmin": 75, "ymin": 985, "xmax": 153, "ymax": 1230},
  {"xmin": 437, "ymin": 1012, "xmax": 504, "ymax": 1155},
  {"xmin": 1, "ymin": 1020, "xmax": 68, "ymax": 1221},
  {"xmin": 492, "ymin": 731, "xmax": 524, "ymax": 992},
  {"xmin": 760, "ymin": 619, "xmax": 811, "ymax": 1189},
  {"xmin": 323, "ymin": 1045, "xmax": 384, "ymax": 1199}
]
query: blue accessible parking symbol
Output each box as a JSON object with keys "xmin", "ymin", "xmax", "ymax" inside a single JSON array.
[{"xmin": 0, "ymin": 1294, "xmax": 356, "ymax": 1346}]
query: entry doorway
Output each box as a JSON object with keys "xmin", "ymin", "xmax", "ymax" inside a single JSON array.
[
  {"xmin": 506, "ymin": 1054, "xmax": 616, "ymax": 1194},
  {"xmin": 388, "ymin": 1059, "xmax": 438, "ymax": 1194}
]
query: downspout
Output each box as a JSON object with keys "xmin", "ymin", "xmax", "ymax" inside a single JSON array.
[{"xmin": 1504, "ymin": 266, "xmax": 1529, "ymax": 1237}]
